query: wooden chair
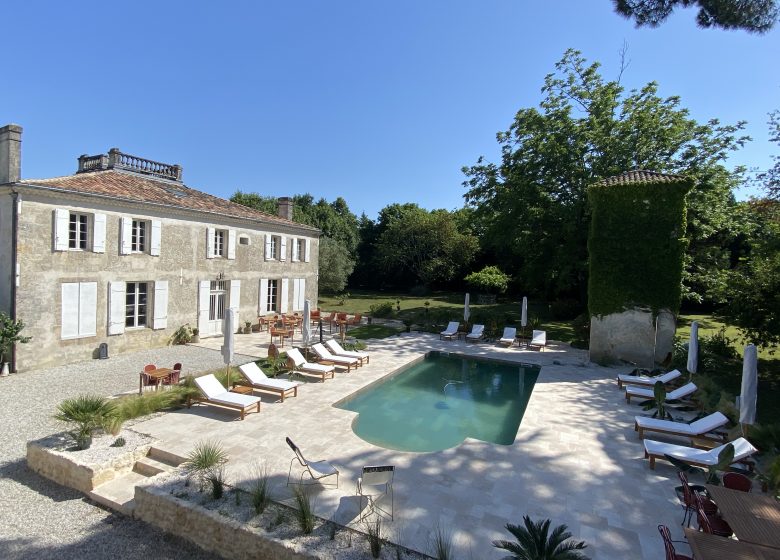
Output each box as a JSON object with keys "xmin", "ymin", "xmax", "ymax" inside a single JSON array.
[
  {"xmin": 141, "ymin": 364, "xmax": 158, "ymax": 391},
  {"xmin": 163, "ymin": 362, "xmax": 182, "ymax": 386}
]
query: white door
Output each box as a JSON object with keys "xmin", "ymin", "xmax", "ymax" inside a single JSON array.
[{"xmin": 204, "ymin": 280, "xmax": 228, "ymax": 336}]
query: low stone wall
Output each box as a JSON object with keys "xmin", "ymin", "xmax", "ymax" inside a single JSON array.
[
  {"xmin": 589, "ymin": 307, "xmax": 676, "ymax": 367},
  {"xmin": 134, "ymin": 484, "xmax": 317, "ymax": 560},
  {"xmin": 26, "ymin": 431, "xmax": 153, "ymax": 493}
]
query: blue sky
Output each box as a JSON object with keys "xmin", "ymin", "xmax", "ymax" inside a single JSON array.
[{"xmin": 3, "ymin": 1, "xmax": 778, "ymax": 219}]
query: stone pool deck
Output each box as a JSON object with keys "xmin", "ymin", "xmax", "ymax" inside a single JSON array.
[{"xmin": 133, "ymin": 333, "xmax": 687, "ymax": 559}]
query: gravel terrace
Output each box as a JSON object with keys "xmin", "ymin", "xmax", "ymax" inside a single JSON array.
[{"xmin": 0, "ymin": 345, "xmax": 253, "ymax": 560}]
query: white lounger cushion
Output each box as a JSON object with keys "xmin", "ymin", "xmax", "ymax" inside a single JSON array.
[
  {"xmin": 325, "ymin": 340, "xmax": 368, "ymax": 360},
  {"xmin": 312, "ymin": 343, "xmax": 358, "ymax": 366},
  {"xmin": 531, "ymin": 330, "xmax": 546, "ymax": 345},
  {"xmin": 441, "ymin": 321, "xmax": 459, "ymax": 336},
  {"xmin": 308, "ymin": 459, "xmax": 339, "ymax": 478},
  {"xmin": 644, "ymin": 437, "xmax": 757, "ymax": 466},
  {"xmin": 635, "ymin": 411, "xmax": 728, "ymax": 435},
  {"xmin": 194, "ymin": 374, "xmax": 261, "ymax": 407},
  {"xmin": 499, "ymin": 327, "xmax": 516, "ymax": 343},
  {"xmin": 627, "ymin": 382, "xmax": 697, "ymax": 400},
  {"xmin": 287, "ymin": 348, "xmax": 334, "ymax": 373},
  {"xmin": 618, "ymin": 369, "xmax": 681, "ymax": 386},
  {"xmin": 239, "ymin": 362, "xmax": 300, "ymax": 390},
  {"xmin": 466, "ymin": 325, "xmax": 484, "ymax": 339}
]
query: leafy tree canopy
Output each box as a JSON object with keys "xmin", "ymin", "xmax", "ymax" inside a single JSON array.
[
  {"xmin": 318, "ymin": 237, "xmax": 356, "ymax": 294},
  {"xmin": 614, "ymin": 0, "xmax": 779, "ymax": 33},
  {"xmin": 463, "ymin": 49, "xmax": 749, "ymax": 304},
  {"xmin": 465, "ymin": 266, "xmax": 511, "ymax": 294}
]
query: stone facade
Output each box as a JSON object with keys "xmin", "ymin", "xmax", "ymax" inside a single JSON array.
[
  {"xmin": 589, "ymin": 308, "xmax": 676, "ymax": 367},
  {"xmin": 0, "ymin": 127, "xmax": 320, "ymax": 372}
]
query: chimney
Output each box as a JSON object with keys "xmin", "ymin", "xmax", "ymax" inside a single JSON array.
[
  {"xmin": 277, "ymin": 197, "xmax": 294, "ymax": 220},
  {"xmin": 0, "ymin": 124, "xmax": 23, "ymax": 184}
]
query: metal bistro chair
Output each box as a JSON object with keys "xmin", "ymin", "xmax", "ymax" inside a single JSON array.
[
  {"xmin": 285, "ymin": 437, "xmax": 339, "ymax": 487},
  {"xmin": 141, "ymin": 363, "xmax": 158, "ymax": 392},
  {"xmin": 356, "ymin": 465, "xmax": 395, "ymax": 521},
  {"xmin": 657, "ymin": 525, "xmax": 693, "ymax": 560},
  {"xmin": 722, "ymin": 471, "xmax": 752, "ymax": 492},
  {"xmin": 676, "ymin": 471, "xmax": 717, "ymax": 527}
]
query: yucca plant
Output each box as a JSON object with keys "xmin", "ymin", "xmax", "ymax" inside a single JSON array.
[
  {"xmin": 293, "ymin": 486, "xmax": 315, "ymax": 534},
  {"xmin": 429, "ymin": 525, "xmax": 454, "ymax": 560},
  {"xmin": 55, "ymin": 395, "xmax": 117, "ymax": 450},
  {"xmin": 639, "ymin": 381, "xmax": 675, "ymax": 420},
  {"xmin": 183, "ymin": 440, "xmax": 229, "ymax": 491},
  {"xmin": 365, "ymin": 518, "xmax": 383, "ymax": 558},
  {"xmin": 492, "ymin": 516, "xmax": 589, "ymax": 560},
  {"xmin": 249, "ymin": 465, "xmax": 272, "ymax": 514}
]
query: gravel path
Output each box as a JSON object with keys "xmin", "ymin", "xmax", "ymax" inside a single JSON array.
[{"xmin": 0, "ymin": 345, "xmax": 254, "ymax": 560}]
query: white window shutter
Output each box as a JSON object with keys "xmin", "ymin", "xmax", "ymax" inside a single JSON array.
[
  {"xmin": 259, "ymin": 279, "xmax": 268, "ymax": 314},
  {"xmin": 280, "ymin": 278, "xmax": 289, "ymax": 313},
  {"xmin": 291, "ymin": 237, "xmax": 299, "ymax": 262},
  {"xmin": 108, "ymin": 281, "xmax": 126, "ymax": 335},
  {"xmin": 153, "ymin": 280, "xmax": 169, "ymax": 330},
  {"xmin": 229, "ymin": 279, "xmax": 241, "ymax": 311},
  {"xmin": 291, "ymin": 279, "xmax": 299, "ymax": 312},
  {"xmin": 61, "ymin": 283, "xmax": 80, "ymax": 338},
  {"xmin": 299, "ymin": 278, "xmax": 306, "ymax": 310},
  {"xmin": 198, "ymin": 280, "xmax": 211, "ymax": 334},
  {"xmin": 79, "ymin": 282, "xmax": 98, "ymax": 337},
  {"xmin": 206, "ymin": 227, "xmax": 215, "ymax": 259},
  {"xmin": 150, "ymin": 220, "xmax": 162, "ymax": 256},
  {"xmin": 120, "ymin": 217, "xmax": 132, "ymax": 255},
  {"xmin": 227, "ymin": 229, "xmax": 236, "ymax": 260},
  {"xmin": 54, "ymin": 209, "xmax": 69, "ymax": 251},
  {"xmin": 304, "ymin": 239, "xmax": 311, "ymax": 263},
  {"xmin": 279, "ymin": 236, "xmax": 288, "ymax": 261},
  {"xmin": 93, "ymin": 213, "xmax": 106, "ymax": 253},
  {"xmin": 264, "ymin": 235, "xmax": 272, "ymax": 260}
]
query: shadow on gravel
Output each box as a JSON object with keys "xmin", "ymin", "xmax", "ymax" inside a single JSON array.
[{"xmin": 0, "ymin": 459, "xmax": 85, "ymax": 503}]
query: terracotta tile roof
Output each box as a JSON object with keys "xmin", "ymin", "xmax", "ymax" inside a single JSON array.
[
  {"xmin": 21, "ymin": 170, "xmax": 317, "ymax": 232},
  {"xmin": 597, "ymin": 170, "xmax": 688, "ymax": 187}
]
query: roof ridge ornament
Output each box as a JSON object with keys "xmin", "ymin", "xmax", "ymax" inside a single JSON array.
[{"xmin": 77, "ymin": 148, "xmax": 182, "ymax": 182}]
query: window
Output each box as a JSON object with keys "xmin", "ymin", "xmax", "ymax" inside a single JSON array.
[
  {"xmin": 239, "ymin": 235, "xmax": 250, "ymax": 245},
  {"xmin": 69, "ymin": 213, "xmax": 89, "ymax": 250},
  {"xmin": 266, "ymin": 279, "xmax": 278, "ymax": 312},
  {"xmin": 213, "ymin": 230, "xmax": 226, "ymax": 257},
  {"xmin": 125, "ymin": 282, "xmax": 148, "ymax": 328},
  {"xmin": 296, "ymin": 239, "xmax": 305, "ymax": 262},
  {"xmin": 131, "ymin": 220, "xmax": 147, "ymax": 252},
  {"xmin": 61, "ymin": 282, "xmax": 97, "ymax": 339},
  {"xmin": 269, "ymin": 236, "xmax": 278, "ymax": 259},
  {"xmin": 209, "ymin": 280, "xmax": 227, "ymax": 320}
]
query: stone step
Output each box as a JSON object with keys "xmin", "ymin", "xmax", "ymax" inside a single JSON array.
[
  {"xmin": 88, "ymin": 471, "xmax": 147, "ymax": 515},
  {"xmin": 147, "ymin": 446, "xmax": 187, "ymax": 467},
  {"xmin": 133, "ymin": 455, "xmax": 178, "ymax": 477}
]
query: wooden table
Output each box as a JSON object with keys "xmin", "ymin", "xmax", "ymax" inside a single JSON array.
[
  {"xmin": 706, "ymin": 485, "xmax": 780, "ymax": 549},
  {"xmin": 685, "ymin": 528, "xmax": 780, "ymax": 559},
  {"xmin": 229, "ymin": 384, "xmax": 253, "ymax": 395},
  {"xmin": 270, "ymin": 327, "xmax": 292, "ymax": 347},
  {"xmin": 139, "ymin": 368, "xmax": 172, "ymax": 394}
]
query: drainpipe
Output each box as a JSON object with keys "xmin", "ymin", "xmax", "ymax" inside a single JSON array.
[{"xmin": 10, "ymin": 190, "xmax": 19, "ymax": 372}]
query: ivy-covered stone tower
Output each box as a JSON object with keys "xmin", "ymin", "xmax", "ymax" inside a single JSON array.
[{"xmin": 588, "ymin": 170, "xmax": 693, "ymax": 366}]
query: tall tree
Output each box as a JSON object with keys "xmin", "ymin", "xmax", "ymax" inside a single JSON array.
[
  {"xmin": 463, "ymin": 49, "xmax": 749, "ymax": 304},
  {"xmin": 318, "ymin": 237, "xmax": 356, "ymax": 293},
  {"xmin": 614, "ymin": 0, "xmax": 779, "ymax": 33}
]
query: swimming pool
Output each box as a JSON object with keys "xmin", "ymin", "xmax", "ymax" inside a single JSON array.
[{"xmin": 335, "ymin": 352, "xmax": 539, "ymax": 452}]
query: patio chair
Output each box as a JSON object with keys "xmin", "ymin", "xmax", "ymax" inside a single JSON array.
[
  {"xmin": 625, "ymin": 382, "xmax": 697, "ymax": 404},
  {"xmin": 657, "ymin": 525, "xmax": 693, "ymax": 560},
  {"xmin": 191, "ymin": 374, "xmax": 261, "ymax": 420},
  {"xmin": 643, "ymin": 437, "xmax": 758, "ymax": 470},
  {"xmin": 529, "ymin": 330, "xmax": 546, "ymax": 351},
  {"xmin": 695, "ymin": 494, "xmax": 733, "ymax": 537},
  {"xmin": 356, "ymin": 465, "xmax": 394, "ymax": 521},
  {"xmin": 465, "ymin": 324, "xmax": 484, "ymax": 342},
  {"xmin": 498, "ymin": 327, "xmax": 517, "ymax": 347},
  {"xmin": 347, "ymin": 313, "xmax": 362, "ymax": 326},
  {"xmin": 162, "ymin": 362, "xmax": 182, "ymax": 387},
  {"xmin": 285, "ymin": 437, "xmax": 339, "ymax": 487},
  {"xmin": 722, "ymin": 471, "xmax": 752, "ymax": 492},
  {"xmin": 617, "ymin": 368, "xmax": 682, "ymax": 389},
  {"xmin": 238, "ymin": 361, "xmax": 301, "ymax": 402},
  {"xmin": 286, "ymin": 348, "xmax": 335, "ymax": 382},
  {"xmin": 634, "ymin": 411, "xmax": 729, "ymax": 441},
  {"xmin": 676, "ymin": 471, "xmax": 717, "ymax": 527},
  {"xmin": 325, "ymin": 339, "xmax": 370, "ymax": 365},
  {"xmin": 141, "ymin": 364, "xmax": 158, "ymax": 391},
  {"xmin": 311, "ymin": 343, "xmax": 359, "ymax": 372},
  {"xmin": 440, "ymin": 321, "xmax": 460, "ymax": 340}
]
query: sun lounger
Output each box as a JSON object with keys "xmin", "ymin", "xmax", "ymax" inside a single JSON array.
[
  {"xmin": 440, "ymin": 321, "xmax": 460, "ymax": 340},
  {"xmin": 466, "ymin": 324, "xmax": 484, "ymax": 342},
  {"xmin": 324, "ymin": 339, "xmax": 370, "ymax": 365},
  {"xmin": 499, "ymin": 327, "xmax": 517, "ymax": 347},
  {"xmin": 529, "ymin": 330, "xmax": 546, "ymax": 351},
  {"xmin": 286, "ymin": 348, "xmax": 335, "ymax": 382},
  {"xmin": 643, "ymin": 437, "xmax": 757, "ymax": 470},
  {"xmin": 625, "ymin": 382, "xmax": 697, "ymax": 404},
  {"xmin": 238, "ymin": 361, "xmax": 301, "ymax": 402},
  {"xmin": 311, "ymin": 343, "xmax": 359, "ymax": 372},
  {"xmin": 191, "ymin": 374, "xmax": 261, "ymax": 420},
  {"xmin": 617, "ymin": 369, "xmax": 682, "ymax": 389},
  {"xmin": 634, "ymin": 411, "xmax": 729, "ymax": 440}
]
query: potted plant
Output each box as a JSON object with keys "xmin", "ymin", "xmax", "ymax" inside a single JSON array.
[
  {"xmin": 0, "ymin": 312, "xmax": 32, "ymax": 376},
  {"xmin": 190, "ymin": 328, "xmax": 200, "ymax": 343},
  {"xmin": 55, "ymin": 395, "xmax": 117, "ymax": 450},
  {"xmin": 244, "ymin": 321, "xmax": 252, "ymax": 334},
  {"xmin": 169, "ymin": 324, "xmax": 193, "ymax": 345}
]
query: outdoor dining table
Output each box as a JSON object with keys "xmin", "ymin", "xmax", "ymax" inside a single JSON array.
[
  {"xmin": 270, "ymin": 327, "xmax": 293, "ymax": 347},
  {"xmin": 684, "ymin": 528, "xmax": 780, "ymax": 560},
  {"xmin": 139, "ymin": 367, "xmax": 172, "ymax": 394},
  {"xmin": 706, "ymin": 484, "xmax": 780, "ymax": 549}
]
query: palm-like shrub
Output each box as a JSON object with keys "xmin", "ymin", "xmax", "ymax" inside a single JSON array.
[
  {"xmin": 493, "ymin": 516, "xmax": 589, "ymax": 560},
  {"xmin": 55, "ymin": 395, "xmax": 117, "ymax": 450},
  {"xmin": 184, "ymin": 440, "xmax": 229, "ymax": 492}
]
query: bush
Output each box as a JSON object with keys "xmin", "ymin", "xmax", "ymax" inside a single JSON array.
[
  {"xmin": 169, "ymin": 324, "xmax": 193, "ymax": 345},
  {"xmin": 369, "ymin": 301, "xmax": 395, "ymax": 318},
  {"xmin": 293, "ymin": 486, "xmax": 315, "ymax": 534},
  {"xmin": 550, "ymin": 299, "xmax": 583, "ymax": 320},
  {"xmin": 55, "ymin": 395, "xmax": 117, "ymax": 450},
  {"xmin": 464, "ymin": 266, "xmax": 510, "ymax": 294},
  {"xmin": 700, "ymin": 327, "xmax": 738, "ymax": 360},
  {"xmin": 114, "ymin": 387, "xmax": 191, "ymax": 421}
]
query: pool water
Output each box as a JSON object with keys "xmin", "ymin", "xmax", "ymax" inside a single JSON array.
[{"xmin": 335, "ymin": 352, "xmax": 539, "ymax": 452}]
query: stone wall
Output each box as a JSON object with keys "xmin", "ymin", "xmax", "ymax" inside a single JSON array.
[
  {"xmin": 589, "ymin": 308, "xmax": 676, "ymax": 367},
  {"xmin": 134, "ymin": 484, "xmax": 318, "ymax": 560},
  {"xmin": 13, "ymin": 191, "xmax": 319, "ymax": 371}
]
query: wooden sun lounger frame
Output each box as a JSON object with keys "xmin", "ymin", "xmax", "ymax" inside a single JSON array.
[
  {"xmin": 186, "ymin": 395, "xmax": 260, "ymax": 420},
  {"xmin": 634, "ymin": 419, "xmax": 728, "ymax": 442},
  {"xmin": 235, "ymin": 380, "xmax": 298, "ymax": 402},
  {"xmin": 644, "ymin": 446, "xmax": 755, "ymax": 471},
  {"xmin": 286, "ymin": 357, "xmax": 335, "ymax": 382}
]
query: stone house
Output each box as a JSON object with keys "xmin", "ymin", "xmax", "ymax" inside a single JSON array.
[{"xmin": 0, "ymin": 124, "xmax": 320, "ymax": 372}]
